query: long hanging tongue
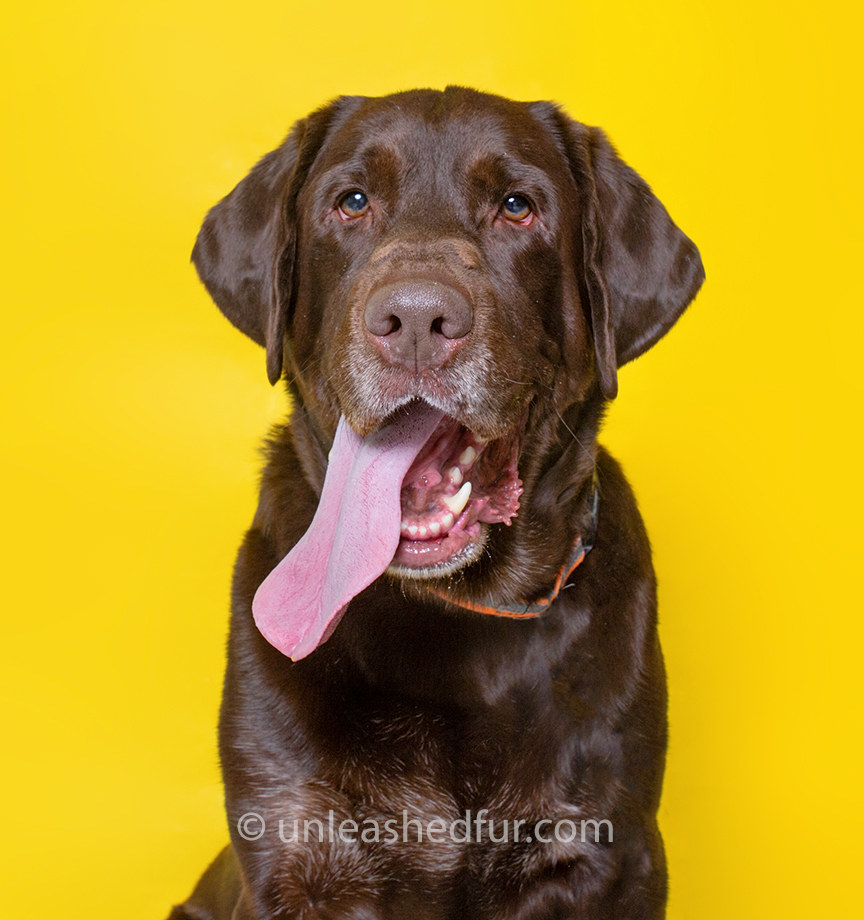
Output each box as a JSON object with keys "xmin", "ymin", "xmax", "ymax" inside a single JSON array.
[{"xmin": 252, "ymin": 402, "xmax": 444, "ymax": 660}]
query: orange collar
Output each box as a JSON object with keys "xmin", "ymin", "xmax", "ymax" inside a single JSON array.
[{"xmin": 427, "ymin": 477, "xmax": 599, "ymax": 619}]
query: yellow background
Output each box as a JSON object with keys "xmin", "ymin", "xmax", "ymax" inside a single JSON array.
[{"xmin": 2, "ymin": 1, "xmax": 861, "ymax": 916}]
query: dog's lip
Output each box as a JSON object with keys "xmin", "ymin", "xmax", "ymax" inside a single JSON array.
[
  {"xmin": 389, "ymin": 522, "xmax": 488, "ymax": 577},
  {"xmin": 370, "ymin": 397, "xmax": 479, "ymax": 436},
  {"xmin": 352, "ymin": 394, "xmax": 525, "ymax": 444}
]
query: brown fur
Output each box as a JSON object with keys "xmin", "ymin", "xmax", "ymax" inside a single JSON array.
[{"xmin": 169, "ymin": 87, "xmax": 703, "ymax": 920}]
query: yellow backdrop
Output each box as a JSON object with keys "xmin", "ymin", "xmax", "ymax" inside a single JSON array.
[{"xmin": 2, "ymin": 1, "xmax": 861, "ymax": 917}]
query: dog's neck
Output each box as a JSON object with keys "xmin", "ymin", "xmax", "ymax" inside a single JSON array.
[{"xmin": 425, "ymin": 471, "xmax": 599, "ymax": 618}]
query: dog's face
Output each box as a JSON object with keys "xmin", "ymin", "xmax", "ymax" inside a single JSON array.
[
  {"xmin": 291, "ymin": 91, "xmax": 587, "ymax": 444},
  {"xmin": 193, "ymin": 87, "xmax": 702, "ymax": 603}
]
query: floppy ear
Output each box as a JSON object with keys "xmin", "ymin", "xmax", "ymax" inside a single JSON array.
[
  {"xmin": 553, "ymin": 116, "xmax": 705, "ymax": 399},
  {"xmin": 192, "ymin": 97, "xmax": 364, "ymax": 384}
]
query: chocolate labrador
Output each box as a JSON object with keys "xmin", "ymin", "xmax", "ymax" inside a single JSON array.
[{"xmin": 169, "ymin": 86, "xmax": 703, "ymax": 920}]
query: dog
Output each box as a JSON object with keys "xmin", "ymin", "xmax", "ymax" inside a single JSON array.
[{"xmin": 169, "ymin": 86, "xmax": 704, "ymax": 920}]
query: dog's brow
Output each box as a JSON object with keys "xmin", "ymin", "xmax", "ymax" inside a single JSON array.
[
  {"xmin": 465, "ymin": 153, "xmax": 554, "ymax": 193},
  {"xmin": 315, "ymin": 143, "xmax": 405, "ymax": 190},
  {"xmin": 360, "ymin": 143, "xmax": 404, "ymax": 184}
]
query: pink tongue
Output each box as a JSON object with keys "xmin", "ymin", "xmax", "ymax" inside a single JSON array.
[{"xmin": 252, "ymin": 403, "xmax": 444, "ymax": 660}]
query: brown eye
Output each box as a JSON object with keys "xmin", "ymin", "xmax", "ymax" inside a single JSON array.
[
  {"xmin": 338, "ymin": 190, "xmax": 370, "ymax": 218},
  {"xmin": 501, "ymin": 194, "xmax": 533, "ymax": 224}
]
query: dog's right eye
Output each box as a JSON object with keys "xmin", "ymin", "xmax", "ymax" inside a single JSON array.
[
  {"xmin": 500, "ymin": 194, "xmax": 534, "ymax": 224},
  {"xmin": 338, "ymin": 191, "xmax": 370, "ymax": 219}
]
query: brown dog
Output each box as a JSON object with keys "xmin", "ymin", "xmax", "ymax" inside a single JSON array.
[{"xmin": 169, "ymin": 86, "xmax": 703, "ymax": 920}]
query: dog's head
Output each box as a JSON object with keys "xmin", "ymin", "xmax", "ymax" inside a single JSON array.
[{"xmin": 193, "ymin": 87, "xmax": 703, "ymax": 657}]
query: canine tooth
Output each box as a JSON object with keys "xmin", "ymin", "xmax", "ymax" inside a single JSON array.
[
  {"xmin": 448, "ymin": 466, "xmax": 463, "ymax": 485},
  {"xmin": 442, "ymin": 512, "xmax": 454, "ymax": 529},
  {"xmin": 429, "ymin": 522, "xmax": 441, "ymax": 536},
  {"xmin": 408, "ymin": 525, "xmax": 419, "ymax": 538},
  {"xmin": 459, "ymin": 446, "xmax": 477, "ymax": 466},
  {"xmin": 443, "ymin": 481, "xmax": 472, "ymax": 516},
  {"xmin": 400, "ymin": 521, "xmax": 409, "ymax": 533},
  {"xmin": 418, "ymin": 526, "xmax": 427, "ymax": 538}
]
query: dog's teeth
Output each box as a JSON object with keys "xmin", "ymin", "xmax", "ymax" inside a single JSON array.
[
  {"xmin": 448, "ymin": 466, "xmax": 463, "ymax": 485},
  {"xmin": 443, "ymin": 481, "xmax": 472, "ymax": 516},
  {"xmin": 408, "ymin": 525, "xmax": 419, "ymax": 538},
  {"xmin": 400, "ymin": 520, "xmax": 409, "ymax": 533},
  {"xmin": 442, "ymin": 512, "xmax": 454, "ymax": 529},
  {"xmin": 418, "ymin": 525, "xmax": 427, "ymax": 538},
  {"xmin": 429, "ymin": 522, "xmax": 441, "ymax": 536},
  {"xmin": 459, "ymin": 446, "xmax": 477, "ymax": 466}
]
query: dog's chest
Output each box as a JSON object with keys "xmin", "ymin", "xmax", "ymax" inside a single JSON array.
[{"xmin": 303, "ymin": 688, "xmax": 593, "ymax": 879}]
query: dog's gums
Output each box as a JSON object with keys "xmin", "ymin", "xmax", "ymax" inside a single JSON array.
[{"xmin": 393, "ymin": 414, "xmax": 523, "ymax": 571}]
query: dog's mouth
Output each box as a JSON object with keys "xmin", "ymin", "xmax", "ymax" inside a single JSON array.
[
  {"xmin": 390, "ymin": 414, "xmax": 523, "ymax": 577},
  {"xmin": 251, "ymin": 400, "xmax": 524, "ymax": 660}
]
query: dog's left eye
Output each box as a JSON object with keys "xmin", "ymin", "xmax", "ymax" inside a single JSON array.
[
  {"xmin": 338, "ymin": 191, "xmax": 370, "ymax": 219},
  {"xmin": 500, "ymin": 194, "xmax": 534, "ymax": 224}
]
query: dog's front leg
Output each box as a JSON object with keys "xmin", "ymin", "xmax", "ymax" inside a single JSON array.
[
  {"xmin": 468, "ymin": 817, "xmax": 666, "ymax": 920},
  {"xmin": 224, "ymin": 799, "xmax": 391, "ymax": 920}
]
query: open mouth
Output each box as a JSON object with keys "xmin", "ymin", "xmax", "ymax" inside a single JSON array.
[
  {"xmin": 252, "ymin": 399, "xmax": 525, "ymax": 660},
  {"xmin": 390, "ymin": 413, "xmax": 524, "ymax": 577}
]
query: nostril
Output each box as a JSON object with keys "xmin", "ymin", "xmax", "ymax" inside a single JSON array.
[
  {"xmin": 365, "ymin": 306, "xmax": 402, "ymax": 337},
  {"xmin": 437, "ymin": 311, "xmax": 471, "ymax": 340}
]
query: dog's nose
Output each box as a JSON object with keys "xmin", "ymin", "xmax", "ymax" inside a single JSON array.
[{"xmin": 364, "ymin": 280, "xmax": 472, "ymax": 370}]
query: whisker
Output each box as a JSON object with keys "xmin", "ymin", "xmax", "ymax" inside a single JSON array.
[{"xmin": 554, "ymin": 407, "xmax": 591, "ymax": 459}]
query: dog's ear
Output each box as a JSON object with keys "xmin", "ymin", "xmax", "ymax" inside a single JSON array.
[
  {"xmin": 543, "ymin": 111, "xmax": 705, "ymax": 399},
  {"xmin": 192, "ymin": 97, "xmax": 364, "ymax": 384}
]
